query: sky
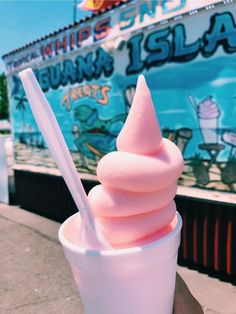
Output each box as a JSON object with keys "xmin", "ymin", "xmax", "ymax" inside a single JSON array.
[{"xmin": 0, "ymin": 0, "xmax": 90, "ymax": 73}]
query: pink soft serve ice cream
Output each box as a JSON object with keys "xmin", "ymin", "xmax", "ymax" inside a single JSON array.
[
  {"xmin": 197, "ymin": 96, "xmax": 220, "ymax": 119},
  {"xmin": 88, "ymin": 75, "xmax": 184, "ymax": 248}
]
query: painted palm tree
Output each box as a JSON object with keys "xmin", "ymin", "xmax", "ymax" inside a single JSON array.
[{"xmin": 15, "ymin": 94, "xmax": 28, "ymax": 143}]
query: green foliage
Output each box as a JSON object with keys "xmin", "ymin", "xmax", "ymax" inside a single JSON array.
[
  {"xmin": 228, "ymin": 156, "xmax": 236, "ymax": 163},
  {"xmin": 0, "ymin": 72, "xmax": 9, "ymax": 119},
  {"xmin": 221, "ymin": 159, "xmax": 236, "ymax": 184},
  {"xmin": 189, "ymin": 153, "xmax": 203, "ymax": 165},
  {"xmin": 190, "ymin": 154, "xmax": 210, "ymax": 185}
]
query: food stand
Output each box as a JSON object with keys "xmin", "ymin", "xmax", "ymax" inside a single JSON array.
[{"xmin": 2, "ymin": 0, "xmax": 236, "ymax": 277}]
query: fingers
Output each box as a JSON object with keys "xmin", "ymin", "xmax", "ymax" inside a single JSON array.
[{"xmin": 174, "ymin": 273, "xmax": 204, "ymax": 314}]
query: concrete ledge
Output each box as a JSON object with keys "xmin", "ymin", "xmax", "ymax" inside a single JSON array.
[{"xmin": 0, "ymin": 203, "xmax": 60, "ymax": 242}]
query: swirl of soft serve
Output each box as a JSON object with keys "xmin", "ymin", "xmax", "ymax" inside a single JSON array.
[{"xmin": 88, "ymin": 75, "xmax": 184, "ymax": 248}]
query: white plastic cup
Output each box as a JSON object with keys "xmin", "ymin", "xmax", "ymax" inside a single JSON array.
[
  {"xmin": 199, "ymin": 117, "xmax": 218, "ymax": 143},
  {"xmin": 58, "ymin": 212, "xmax": 182, "ymax": 314}
]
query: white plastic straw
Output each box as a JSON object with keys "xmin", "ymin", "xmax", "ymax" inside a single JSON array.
[
  {"xmin": 19, "ymin": 68, "xmax": 110, "ymax": 249},
  {"xmin": 188, "ymin": 94, "xmax": 198, "ymax": 111}
]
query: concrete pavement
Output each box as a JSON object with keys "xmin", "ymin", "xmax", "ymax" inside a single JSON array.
[{"xmin": 0, "ymin": 203, "xmax": 235, "ymax": 314}]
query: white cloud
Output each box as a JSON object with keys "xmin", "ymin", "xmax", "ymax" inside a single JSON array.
[
  {"xmin": 211, "ymin": 77, "xmax": 236, "ymax": 86},
  {"xmin": 159, "ymin": 109, "xmax": 186, "ymax": 114}
]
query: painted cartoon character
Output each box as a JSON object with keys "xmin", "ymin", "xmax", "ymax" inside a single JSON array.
[{"xmin": 72, "ymin": 105, "xmax": 126, "ymax": 167}]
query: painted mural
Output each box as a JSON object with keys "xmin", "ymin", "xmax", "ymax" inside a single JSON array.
[{"xmin": 5, "ymin": 1, "xmax": 236, "ymax": 192}]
